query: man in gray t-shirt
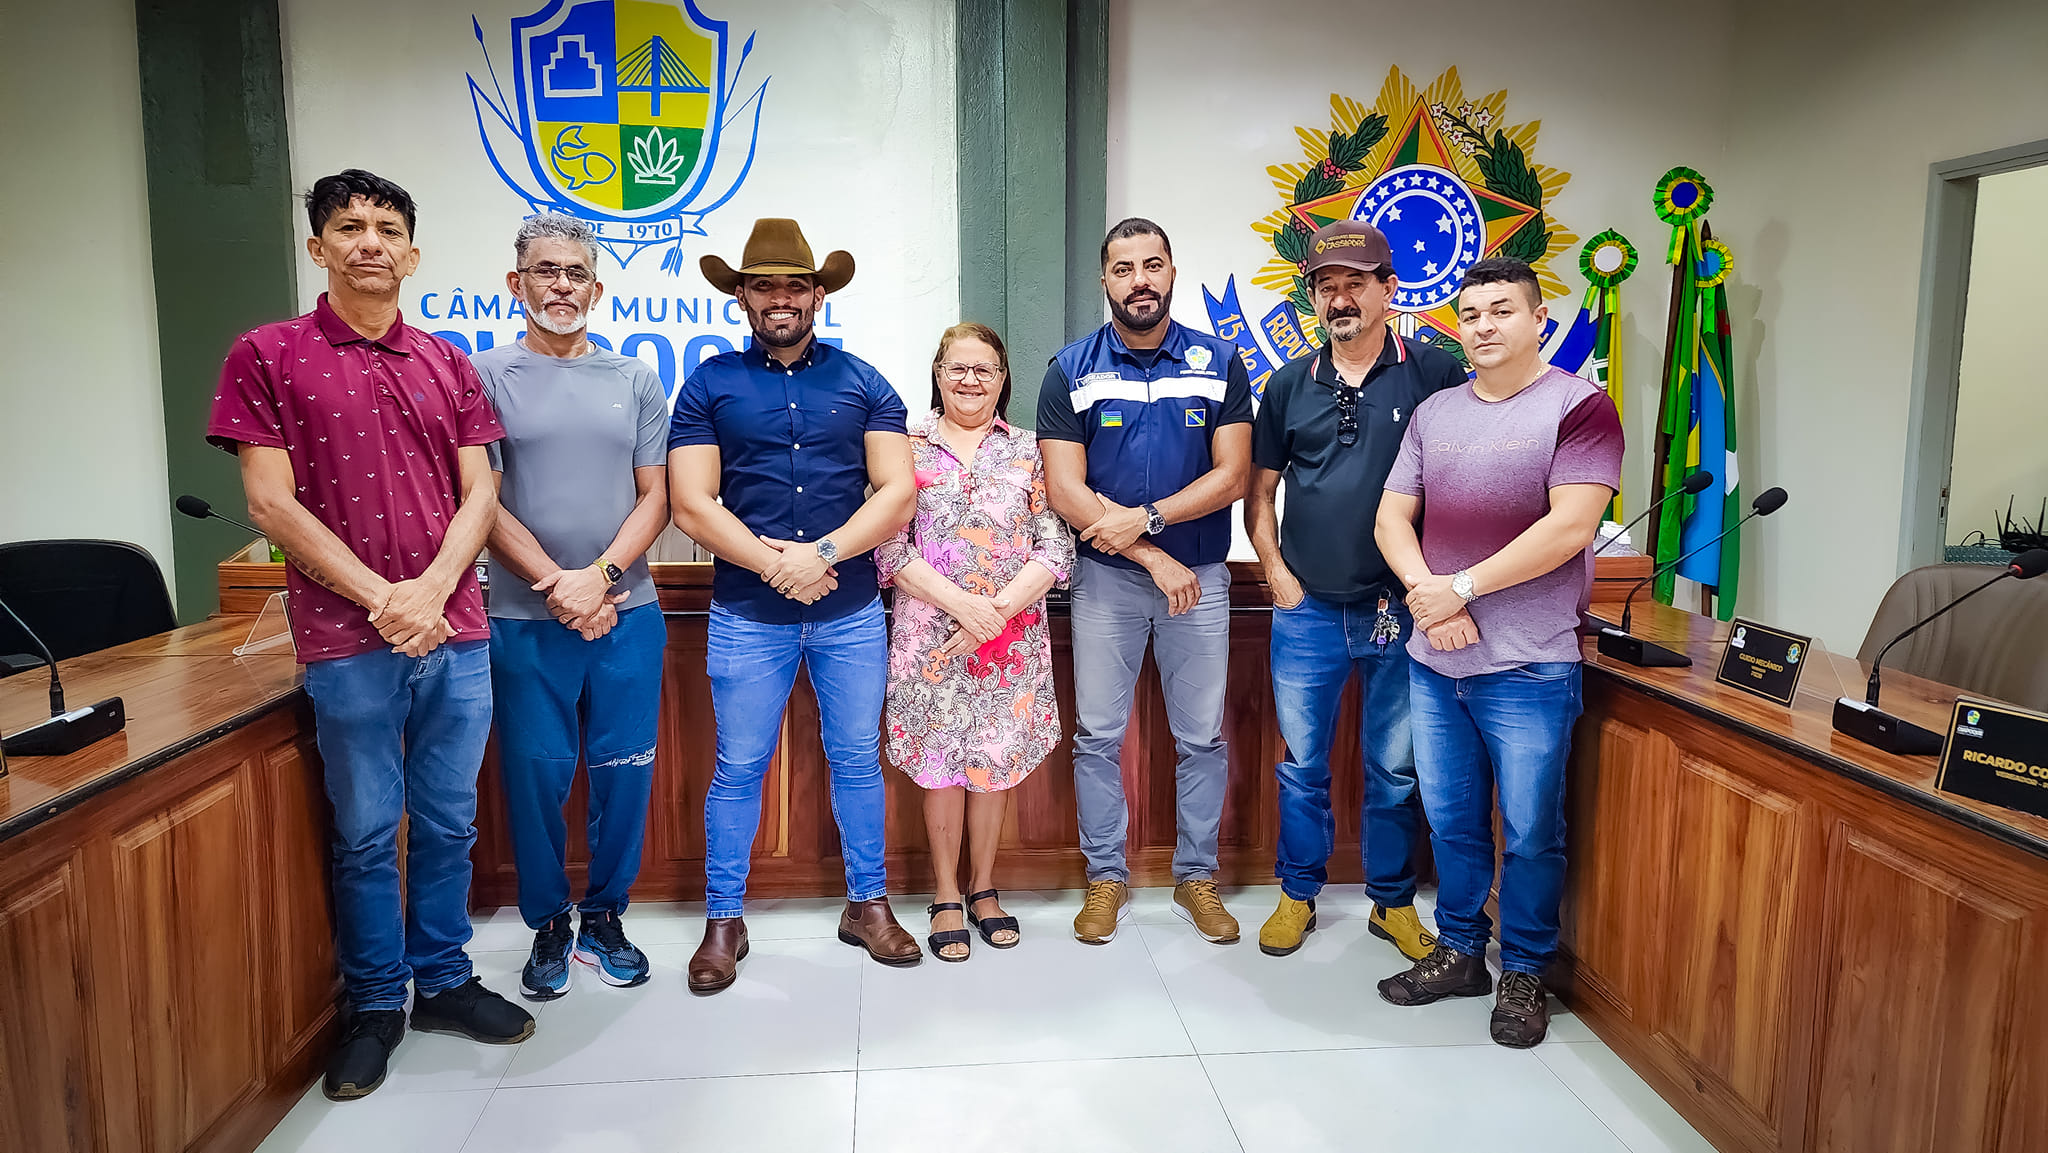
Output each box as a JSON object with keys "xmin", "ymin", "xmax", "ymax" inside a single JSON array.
[
  {"xmin": 478, "ymin": 214, "xmax": 672, "ymax": 1001},
  {"xmin": 1372, "ymin": 258, "xmax": 1620, "ymax": 1051}
]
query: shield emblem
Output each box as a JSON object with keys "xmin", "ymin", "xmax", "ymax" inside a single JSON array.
[{"xmin": 513, "ymin": 0, "xmax": 726, "ymax": 220}]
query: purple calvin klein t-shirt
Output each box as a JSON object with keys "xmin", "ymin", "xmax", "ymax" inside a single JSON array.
[{"xmin": 1384, "ymin": 366, "xmax": 1623, "ymax": 678}]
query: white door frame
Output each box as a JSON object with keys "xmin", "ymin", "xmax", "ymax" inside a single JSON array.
[{"xmin": 1900, "ymin": 138, "xmax": 2048, "ymax": 570}]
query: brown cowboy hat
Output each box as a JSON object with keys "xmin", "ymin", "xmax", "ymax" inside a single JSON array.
[{"xmin": 700, "ymin": 218, "xmax": 854, "ymax": 294}]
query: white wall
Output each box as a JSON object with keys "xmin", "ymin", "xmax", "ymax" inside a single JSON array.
[
  {"xmin": 1947, "ymin": 162, "xmax": 2048, "ymax": 546},
  {"xmin": 278, "ymin": 0, "xmax": 958, "ymax": 407},
  {"xmin": 1715, "ymin": 0, "xmax": 2048, "ymax": 649},
  {"xmin": 0, "ymin": 0, "xmax": 175, "ymax": 596}
]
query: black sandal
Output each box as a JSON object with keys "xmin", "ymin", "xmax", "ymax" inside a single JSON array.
[
  {"xmin": 966, "ymin": 889, "xmax": 1021, "ymax": 948},
  {"xmin": 926, "ymin": 902, "xmax": 972, "ymax": 962}
]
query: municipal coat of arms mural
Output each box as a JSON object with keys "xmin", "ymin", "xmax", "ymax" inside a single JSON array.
[{"xmin": 469, "ymin": 0, "xmax": 767, "ymax": 273}]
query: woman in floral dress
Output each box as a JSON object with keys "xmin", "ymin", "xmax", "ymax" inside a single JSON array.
[{"xmin": 876, "ymin": 323, "xmax": 1075, "ymax": 961}]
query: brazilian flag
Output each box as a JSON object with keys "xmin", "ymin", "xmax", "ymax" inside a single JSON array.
[{"xmin": 1648, "ymin": 170, "xmax": 1743, "ymax": 619}]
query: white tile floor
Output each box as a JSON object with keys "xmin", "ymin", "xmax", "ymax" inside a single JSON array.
[{"xmin": 257, "ymin": 886, "xmax": 1716, "ymax": 1153}]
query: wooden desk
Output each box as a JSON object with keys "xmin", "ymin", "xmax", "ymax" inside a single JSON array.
[
  {"xmin": 1563, "ymin": 601, "xmax": 2048, "ymax": 1152},
  {"xmin": 0, "ymin": 621, "xmax": 336, "ymax": 1153}
]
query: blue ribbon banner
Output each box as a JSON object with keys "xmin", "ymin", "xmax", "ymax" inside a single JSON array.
[{"xmin": 1202, "ymin": 277, "xmax": 1280, "ymax": 398}]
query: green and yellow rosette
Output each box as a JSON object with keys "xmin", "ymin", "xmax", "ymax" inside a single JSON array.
[
  {"xmin": 1580, "ymin": 230, "xmax": 1638, "ymax": 316},
  {"xmin": 1695, "ymin": 237, "xmax": 1734, "ymax": 287},
  {"xmin": 1654, "ymin": 166, "xmax": 1714, "ymax": 263}
]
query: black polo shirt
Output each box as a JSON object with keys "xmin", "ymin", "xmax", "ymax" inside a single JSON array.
[{"xmin": 1252, "ymin": 333, "xmax": 1466, "ymax": 602}]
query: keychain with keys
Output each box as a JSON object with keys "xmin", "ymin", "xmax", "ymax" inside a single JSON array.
[{"xmin": 1371, "ymin": 591, "xmax": 1401, "ymax": 648}]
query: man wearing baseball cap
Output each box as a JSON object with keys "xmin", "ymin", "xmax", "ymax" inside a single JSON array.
[
  {"xmin": 1246, "ymin": 220, "xmax": 1466, "ymax": 960},
  {"xmin": 667, "ymin": 218, "xmax": 922, "ymax": 991}
]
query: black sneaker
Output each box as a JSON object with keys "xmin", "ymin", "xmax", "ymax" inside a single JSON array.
[
  {"xmin": 322, "ymin": 1008, "xmax": 405, "ymax": 1100},
  {"xmin": 1377, "ymin": 943, "xmax": 1494, "ymax": 1006},
  {"xmin": 521, "ymin": 914, "xmax": 574, "ymax": 1001},
  {"xmin": 410, "ymin": 977, "xmax": 536, "ymax": 1044},
  {"xmin": 1491, "ymin": 970, "xmax": 1552, "ymax": 1048}
]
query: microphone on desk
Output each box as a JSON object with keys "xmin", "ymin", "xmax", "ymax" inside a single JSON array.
[
  {"xmin": 1594, "ymin": 469, "xmax": 1714, "ymax": 556},
  {"xmin": 176, "ymin": 494, "xmax": 264, "ymax": 539},
  {"xmin": 1833, "ymin": 547, "xmax": 2048, "ymax": 756},
  {"xmin": 1593, "ymin": 486, "xmax": 1789, "ymax": 668},
  {"xmin": 0, "ymin": 593, "xmax": 126, "ymax": 757}
]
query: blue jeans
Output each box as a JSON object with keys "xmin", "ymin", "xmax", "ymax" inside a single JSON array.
[
  {"xmin": 704, "ymin": 597, "xmax": 889, "ymax": 918},
  {"xmin": 302, "ymin": 640, "xmax": 493, "ymax": 1011},
  {"xmin": 1271, "ymin": 592, "xmax": 1421, "ymax": 906},
  {"xmin": 490, "ymin": 604, "xmax": 665, "ymax": 930},
  {"xmin": 1409, "ymin": 659, "xmax": 1584, "ymax": 975}
]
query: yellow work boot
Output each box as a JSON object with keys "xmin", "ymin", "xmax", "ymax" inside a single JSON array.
[
  {"xmin": 1258, "ymin": 895, "xmax": 1317, "ymax": 956},
  {"xmin": 1073, "ymin": 880, "xmax": 1130, "ymax": 944},
  {"xmin": 1369, "ymin": 903, "xmax": 1439, "ymax": 962},
  {"xmin": 1173, "ymin": 879, "xmax": 1241, "ymax": 944}
]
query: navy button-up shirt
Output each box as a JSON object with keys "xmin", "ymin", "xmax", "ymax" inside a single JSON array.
[
  {"xmin": 668, "ymin": 340, "xmax": 909, "ymax": 623},
  {"xmin": 1036, "ymin": 320, "xmax": 1254, "ymax": 571}
]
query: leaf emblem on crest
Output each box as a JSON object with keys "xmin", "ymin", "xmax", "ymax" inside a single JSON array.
[{"xmin": 628, "ymin": 129, "xmax": 687, "ymax": 185}]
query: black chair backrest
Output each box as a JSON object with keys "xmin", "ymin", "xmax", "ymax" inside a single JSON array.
[{"xmin": 0, "ymin": 540, "xmax": 179, "ymax": 664}]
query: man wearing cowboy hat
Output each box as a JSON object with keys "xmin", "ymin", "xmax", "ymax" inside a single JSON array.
[{"xmin": 668, "ymin": 218, "xmax": 921, "ymax": 991}]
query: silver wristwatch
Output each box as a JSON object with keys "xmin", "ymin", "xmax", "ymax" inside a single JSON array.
[
  {"xmin": 1451, "ymin": 570, "xmax": 1477, "ymax": 603},
  {"xmin": 1143, "ymin": 503, "xmax": 1167, "ymax": 536},
  {"xmin": 816, "ymin": 537, "xmax": 839, "ymax": 564}
]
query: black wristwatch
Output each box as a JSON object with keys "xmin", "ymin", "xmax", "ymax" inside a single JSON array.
[
  {"xmin": 1143, "ymin": 503, "xmax": 1167, "ymax": 536},
  {"xmin": 594, "ymin": 558, "xmax": 625, "ymax": 586}
]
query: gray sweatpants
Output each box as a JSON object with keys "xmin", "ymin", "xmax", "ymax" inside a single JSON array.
[{"xmin": 1069, "ymin": 556, "xmax": 1232, "ymax": 883}]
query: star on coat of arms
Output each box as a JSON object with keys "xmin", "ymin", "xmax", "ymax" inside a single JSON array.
[{"xmin": 1249, "ymin": 67, "xmax": 1576, "ymax": 362}]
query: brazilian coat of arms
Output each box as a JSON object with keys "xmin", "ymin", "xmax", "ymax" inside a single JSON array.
[
  {"xmin": 469, "ymin": 0, "xmax": 768, "ymax": 273},
  {"xmin": 1207, "ymin": 67, "xmax": 1576, "ymax": 383}
]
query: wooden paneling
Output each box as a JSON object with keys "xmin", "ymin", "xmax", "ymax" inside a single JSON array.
[
  {"xmin": 0, "ymin": 858, "xmax": 106, "ymax": 1153},
  {"xmin": 1660, "ymin": 754, "xmax": 1807, "ymax": 1131},
  {"xmin": 1559, "ymin": 716, "xmax": 1674, "ymax": 1023},
  {"xmin": 2, "ymin": 695, "xmax": 335, "ymax": 1153},
  {"xmin": 257, "ymin": 734, "xmax": 339, "ymax": 1056},
  {"xmin": 1561, "ymin": 661, "xmax": 2048, "ymax": 1153},
  {"xmin": 1808, "ymin": 826, "xmax": 2026, "ymax": 1153},
  {"xmin": 112, "ymin": 773, "xmax": 265, "ymax": 1151}
]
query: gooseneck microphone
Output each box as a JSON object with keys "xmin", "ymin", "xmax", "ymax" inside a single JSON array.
[
  {"xmin": 1595, "ymin": 486, "xmax": 1789, "ymax": 668},
  {"xmin": 1833, "ymin": 547, "xmax": 2048, "ymax": 755},
  {"xmin": 1593, "ymin": 469, "xmax": 1714, "ymax": 556},
  {"xmin": 0, "ymin": 593, "xmax": 126, "ymax": 757},
  {"xmin": 176, "ymin": 494, "xmax": 263, "ymax": 539}
]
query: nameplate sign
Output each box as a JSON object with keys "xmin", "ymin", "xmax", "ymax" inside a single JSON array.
[
  {"xmin": 1713, "ymin": 618, "xmax": 1812, "ymax": 706},
  {"xmin": 1936, "ymin": 697, "xmax": 2048, "ymax": 820}
]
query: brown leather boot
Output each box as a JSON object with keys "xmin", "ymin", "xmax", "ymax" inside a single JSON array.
[
  {"xmin": 687, "ymin": 918, "xmax": 748, "ymax": 994},
  {"xmin": 837, "ymin": 898, "xmax": 923, "ymax": 966}
]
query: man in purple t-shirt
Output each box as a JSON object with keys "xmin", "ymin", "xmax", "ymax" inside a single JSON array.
[
  {"xmin": 1372, "ymin": 257, "xmax": 1622, "ymax": 1048},
  {"xmin": 207, "ymin": 171, "xmax": 532, "ymax": 1100}
]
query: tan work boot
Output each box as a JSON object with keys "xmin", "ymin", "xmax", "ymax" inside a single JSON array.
[
  {"xmin": 1258, "ymin": 895, "xmax": 1317, "ymax": 956},
  {"xmin": 1073, "ymin": 880, "xmax": 1131, "ymax": 944},
  {"xmin": 1368, "ymin": 903, "xmax": 1438, "ymax": 961},
  {"xmin": 1173, "ymin": 879, "xmax": 1240, "ymax": 944}
]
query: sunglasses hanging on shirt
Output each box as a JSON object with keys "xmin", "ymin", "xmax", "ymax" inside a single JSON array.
[{"xmin": 1334, "ymin": 384, "xmax": 1362, "ymax": 447}]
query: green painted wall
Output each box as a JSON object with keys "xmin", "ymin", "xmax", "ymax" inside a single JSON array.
[
  {"xmin": 957, "ymin": 0, "xmax": 1109, "ymax": 428},
  {"xmin": 134, "ymin": 0, "xmax": 298, "ymax": 621}
]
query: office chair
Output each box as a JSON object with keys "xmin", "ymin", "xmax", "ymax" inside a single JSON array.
[
  {"xmin": 1858, "ymin": 562, "xmax": 2048, "ymax": 713},
  {"xmin": 0, "ymin": 539, "xmax": 178, "ymax": 675}
]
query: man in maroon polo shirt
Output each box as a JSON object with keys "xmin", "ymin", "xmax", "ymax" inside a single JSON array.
[{"xmin": 207, "ymin": 170, "xmax": 532, "ymax": 1101}]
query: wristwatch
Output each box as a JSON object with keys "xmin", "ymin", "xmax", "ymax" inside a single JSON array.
[
  {"xmin": 1451, "ymin": 570, "xmax": 1478, "ymax": 603},
  {"xmin": 1142, "ymin": 503, "xmax": 1167, "ymax": 537},
  {"xmin": 594, "ymin": 557, "xmax": 624, "ymax": 586},
  {"xmin": 816, "ymin": 537, "xmax": 840, "ymax": 564}
]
